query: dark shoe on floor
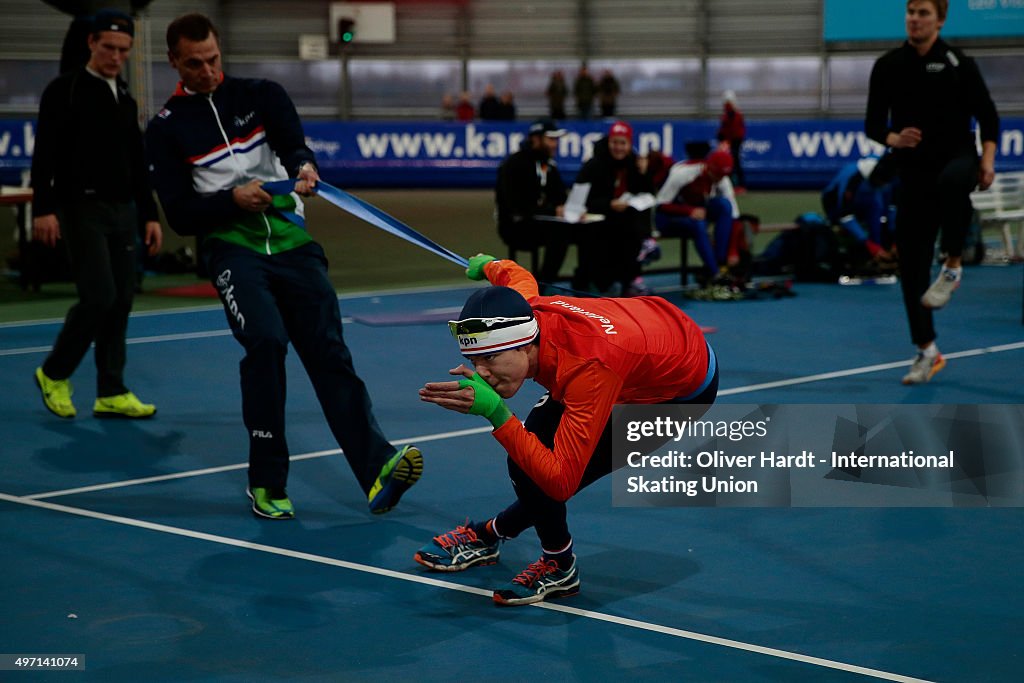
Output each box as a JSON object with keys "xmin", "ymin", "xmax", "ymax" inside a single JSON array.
[
  {"xmin": 414, "ymin": 522, "xmax": 500, "ymax": 572},
  {"xmin": 493, "ymin": 555, "xmax": 580, "ymax": 606}
]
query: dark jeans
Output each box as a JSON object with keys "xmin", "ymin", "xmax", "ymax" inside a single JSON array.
[
  {"xmin": 894, "ymin": 154, "xmax": 978, "ymax": 346},
  {"xmin": 576, "ymin": 213, "xmax": 649, "ymax": 292},
  {"xmin": 43, "ymin": 199, "xmax": 136, "ymax": 397},
  {"xmin": 656, "ymin": 196, "xmax": 734, "ymax": 279},
  {"xmin": 206, "ymin": 240, "xmax": 395, "ymax": 491},
  {"xmin": 494, "ymin": 344, "xmax": 720, "ymax": 552},
  {"xmin": 498, "ymin": 218, "xmax": 578, "ymax": 284}
]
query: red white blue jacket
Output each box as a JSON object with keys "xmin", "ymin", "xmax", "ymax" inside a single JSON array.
[{"xmin": 146, "ymin": 76, "xmax": 316, "ymax": 250}]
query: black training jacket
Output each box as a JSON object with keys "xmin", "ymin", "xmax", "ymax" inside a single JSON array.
[{"xmin": 865, "ymin": 38, "xmax": 999, "ymax": 169}]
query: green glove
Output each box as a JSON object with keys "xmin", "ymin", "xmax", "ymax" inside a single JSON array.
[
  {"xmin": 458, "ymin": 373, "xmax": 513, "ymax": 428},
  {"xmin": 466, "ymin": 254, "xmax": 497, "ymax": 281}
]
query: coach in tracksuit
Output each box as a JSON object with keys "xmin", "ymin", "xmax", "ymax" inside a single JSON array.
[{"xmin": 146, "ymin": 13, "xmax": 422, "ymax": 520}]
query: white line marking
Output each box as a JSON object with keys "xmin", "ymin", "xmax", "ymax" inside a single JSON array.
[
  {"xmin": 0, "ymin": 491, "xmax": 935, "ymax": 683},
  {"xmin": 25, "ymin": 426, "xmax": 491, "ymax": 500},
  {"xmin": 0, "ymin": 283, "xmax": 472, "ymax": 329},
  {"xmin": 0, "ymin": 344, "xmax": 52, "ymax": 357},
  {"xmin": 0, "ymin": 331, "xmax": 236, "ymax": 357},
  {"xmin": 719, "ymin": 341, "xmax": 1024, "ymax": 396},
  {"xmin": 124, "ymin": 330, "xmax": 234, "ymax": 344},
  {"xmin": 0, "ymin": 323, "xmax": 359, "ymax": 357},
  {"xmin": 537, "ymin": 603, "xmax": 933, "ymax": 683}
]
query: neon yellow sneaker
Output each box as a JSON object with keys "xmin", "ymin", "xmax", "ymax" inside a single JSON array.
[
  {"xmin": 246, "ymin": 486, "xmax": 295, "ymax": 520},
  {"xmin": 93, "ymin": 392, "xmax": 157, "ymax": 419},
  {"xmin": 367, "ymin": 445, "xmax": 423, "ymax": 514},
  {"xmin": 35, "ymin": 366, "xmax": 76, "ymax": 418}
]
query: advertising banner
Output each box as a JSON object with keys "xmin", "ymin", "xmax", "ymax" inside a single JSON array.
[{"xmin": 3, "ymin": 117, "xmax": 1023, "ymax": 189}]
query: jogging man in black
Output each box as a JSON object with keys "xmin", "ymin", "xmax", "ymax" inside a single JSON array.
[
  {"xmin": 31, "ymin": 9, "xmax": 162, "ymax": 419},
  {"xmin": 865, "ymin": 0, "xmax": 998, "ymax": 385}
]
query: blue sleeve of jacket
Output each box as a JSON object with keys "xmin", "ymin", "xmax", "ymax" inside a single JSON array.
[{"xmin": 259, "ymin": 80, "xmax": 317, "ymax": 176}]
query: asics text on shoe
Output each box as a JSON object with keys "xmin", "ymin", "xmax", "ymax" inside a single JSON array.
[
  {"xmin": 414, "ymin": 523, "xmax": 500, "ymax": 571},
  {"xmin": 493, "ymin": 556, "xmax": 580, "ymax": 606}
]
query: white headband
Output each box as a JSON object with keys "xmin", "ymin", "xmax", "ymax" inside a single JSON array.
[{"xmin": 449, "ymin": 317, "xmax": 539, "ymax": 356}]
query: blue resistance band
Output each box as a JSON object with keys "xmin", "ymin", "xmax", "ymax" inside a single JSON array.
[{"xmin": 262, "ymin": 179, "xmax": 469, "ymax": 268}]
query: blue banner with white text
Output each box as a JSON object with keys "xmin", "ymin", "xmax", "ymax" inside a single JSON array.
[{"xmin": 3, "ymin": 118, "xmax": 1023, "ymax": 190}]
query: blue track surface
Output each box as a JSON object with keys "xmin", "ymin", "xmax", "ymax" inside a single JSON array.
[{"xmin": 2, "ymin": 264, "xmax": 1022, "ymax": 681}]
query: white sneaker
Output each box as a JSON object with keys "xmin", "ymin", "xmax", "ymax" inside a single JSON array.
[
  {"xmin": 921, "ymin": 268, "xmax": 960, "ymax": 309},
  {"xmin": 901, "ymin": 352, "xmax": 946, "ymax": 385}
]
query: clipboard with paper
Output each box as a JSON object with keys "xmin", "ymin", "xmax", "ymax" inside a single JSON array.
[
  {"xmin": 618, "ymin": 192, "xmax": 657, "ymax": 212},
  {"xmin": 534, "ymin": 183, "xmax": 605, "ymax": 224}
]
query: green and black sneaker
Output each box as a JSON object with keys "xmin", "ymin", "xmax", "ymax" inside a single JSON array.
[
  {"xmin": 246, "ymin": 486, "xmax": 295, "ymax": 520},
  {"xmin": 367, "ymin": 445, "xmax": 423, "ymax": 514}
]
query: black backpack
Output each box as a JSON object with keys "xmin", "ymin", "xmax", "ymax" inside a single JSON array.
[{"xmin": 755, "ymin": 212, "xmax": 840, "ymax": 282}]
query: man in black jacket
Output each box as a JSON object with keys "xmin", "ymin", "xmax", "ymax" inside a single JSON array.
[
  {"xmin": 31, "ymin": 8, "xmax": 162, "ymax": 420},
  {"xmin": 495, "ymin": 118, "xmax": 569, "ymax": 284},
  {"xmin": 865, "ymin": 0, "xmax": 998, "ymax": 385}
]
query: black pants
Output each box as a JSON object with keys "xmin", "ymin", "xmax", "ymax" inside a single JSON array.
[
  {"xmin": 43, "ymin": 199, "xmax": 136, "ymax": 397},
  {"xmin": 494, "ymin": 346, "xmax": 720, "ymax": 552},
  {"xmin": 499, "ymin": 218, "xmax": 577, "ymax": 285},
  {"xmin": 728, "ymin": 137, "xmax": 746, "ymax": 188},
  {"xmin": 576, "ymin": 214, "xmax": 648, "ymax": 293},
  {"xmin": 894, "ymin": 154, "xmax": 978, "ymax": 346},
  {"xmin": 206, "ymin": 240, "xmax": 395, "ymax": 491}
]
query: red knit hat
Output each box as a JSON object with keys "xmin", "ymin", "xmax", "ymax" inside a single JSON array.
[
  {"xmin": 705, "ymin": 149, "xmax": 734, "ymax": 176},
  {"xmin": 608, "ymin": 120, "xmax": 633, "ymax": 142}
]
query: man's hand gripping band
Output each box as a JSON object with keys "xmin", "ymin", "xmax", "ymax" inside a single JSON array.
[{"xmin": 458, "ymin": 373, "xmax": 513, "ymax": 428}]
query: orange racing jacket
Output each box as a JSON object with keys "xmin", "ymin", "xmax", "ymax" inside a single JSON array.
[{"xmin": 484, "ymin": 259, "xmax": 709, "ymax": 501}]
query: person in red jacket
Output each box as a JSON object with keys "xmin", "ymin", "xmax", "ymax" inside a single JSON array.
[
  {"xmin": 415, "ymin": 255, "xmax": 718, "ymax": 605},
  {"xmin": 655, "ymin": 149, "xmax": 740, "ymax": 290},
  {"xmin": 716, "ymin": 90, "xmax": 747, "ymax": 191}
]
